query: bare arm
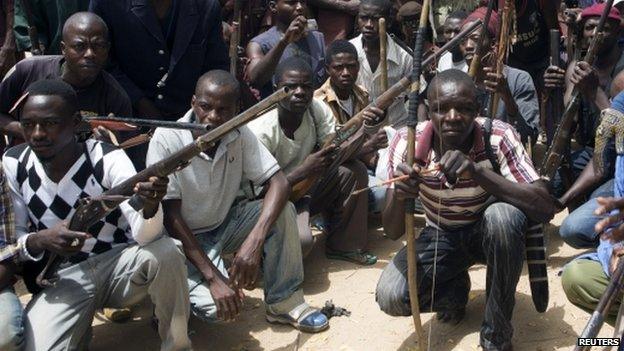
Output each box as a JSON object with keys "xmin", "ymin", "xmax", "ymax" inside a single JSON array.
[
  {"xmin": 0, "ymin": 113, "xmax": 22, "ymax": 138},
  {"xmin": 381, "ymin": 189, "xmax": 407, "ymax": 240},
  {"xmin": 245, "ymin": 16, "xmax": 306, "ymax": 87},
  {"xmin": 472, "ymin": 166, "xmax": 555, "ymax": 223},
  {"xmin": 558, "ymin": 160, "xmax": 607, "ymax": 208}
]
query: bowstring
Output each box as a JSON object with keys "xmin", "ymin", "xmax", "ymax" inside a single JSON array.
[{"xmin": 426, "ymin": 42, "xmax": 443, "ymax": 350}]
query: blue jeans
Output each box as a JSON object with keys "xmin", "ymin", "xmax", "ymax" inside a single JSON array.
[
  {"xmin": 559, "ymin": 179, "xmax": 615, "ymax": 249},
  {"xmin": 376, "ymin": 203, "xmax": 528, "ymax": 350},
  {"xmin": 0, "ymin": 287, "xmax": 25, "ymax": 351},
  {"xmin": 187, "ymin": 200, "xmax": 305, "ymax": 322}
]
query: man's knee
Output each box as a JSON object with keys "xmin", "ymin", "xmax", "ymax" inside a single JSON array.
[
  {"xmin": 137, "ymin": 236, "xmax": 186, "ymax": 271},
  {"xmin": 482, "ymin": 203, "xmax": 527, "ymax": 243},
  {"xmin": 561, "ymin": 260, "xmax": 601, "ymax": 307},
  {"xmin": 0, "ymin": 325, "xmax": 24, "ymax": 351},
  {"xmin": 376, "ymin": 256, "xmax": 411, "ymax": 316},
  {"xmin": 559, "ymin": 216, "xmax": 587, "ymax": 249}
]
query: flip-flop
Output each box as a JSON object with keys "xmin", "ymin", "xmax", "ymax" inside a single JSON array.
[{"xmin": 325, "ymin": 249, "xmax": 377, "ymax": 265}]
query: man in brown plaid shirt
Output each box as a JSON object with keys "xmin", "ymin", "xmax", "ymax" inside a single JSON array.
[{"xmin": 0, "ymin": 161, "xmax": 25, "ymax": 351}]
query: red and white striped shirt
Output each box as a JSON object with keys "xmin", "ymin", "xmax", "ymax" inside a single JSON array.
[{"xmin": 386, "ymin": 118, "xmax": 539, "ymax": 230}]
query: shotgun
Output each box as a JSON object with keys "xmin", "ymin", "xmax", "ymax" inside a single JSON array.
[
  {"xmin": 540, "ymin": 0, "xmax": 614, "ymax": 181},
  {"xmin": 486, "ymin": 0, "xmax": 513, "ymax": 120},
  {"xmin": 542, "ymin": 29, "xmax": 563, "ymax": 144},
  {"xmin": 35, "ymin": 88, "xmax": 291, "ymax": 287},
  {"xmin": 406, "ymin": 0, "xmax": 431, "ymax": 348},
  {"xmin": 467, "ymin": 0, "xmax": 496, "ymax": 78},
  {"xmin": 81, "ymin": 116, "xmax": 211, "ymax": 132}
]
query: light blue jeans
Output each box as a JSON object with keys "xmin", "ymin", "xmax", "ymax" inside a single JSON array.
[
  {"xmin": 559, "ymin": 179, "xmax": 615, "ymax": 249},
  {"xmin": 187, "ymin": 199, "xmax": 305, "ymax": 322},
  {"xmin": 0, "ymin": 287, "xmax": 24, "ymax": 351}
]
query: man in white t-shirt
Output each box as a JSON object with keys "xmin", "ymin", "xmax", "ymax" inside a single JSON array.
[
  {"xmin": 249, "ymin": 57, "xmax": 377, "ymax": 265},
  {"xmin": 437, "ymin": 11, "xmax": 469, "ymax": 73},
  {"xmin": 147, "ymin": 70, "xmax": 329, "ymax": 333}
]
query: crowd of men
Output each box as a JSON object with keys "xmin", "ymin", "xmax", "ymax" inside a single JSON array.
[{"xmin": 1, "ymin": 0, "xmax": 624, "ymax": 350}]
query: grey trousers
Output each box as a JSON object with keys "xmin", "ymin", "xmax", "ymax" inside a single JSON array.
[
  {"xmin": 187, "ymin": 200, "xmax": 305, "ymax": 322},
  {"xmin": 23, "ymin": 237, "xmax": 191, "ymax": 351},
  {"xmin": 0, "ymin": 287, "xmax": 24, "ymax": 351},
  {"xmin": 376, "ymin": 203, "xmax": 527, "ymax": 350}
]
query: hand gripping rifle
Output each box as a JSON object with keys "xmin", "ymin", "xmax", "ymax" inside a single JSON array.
[
  {"xmin": 35, "ymin": 88, "xmax": 290, "ymax": 287},
  {"xmin": 487, "ymin": 0, "xmax": 513, "ymax": 122},
  {"xmin": 540, "ymin": 0, "xmax": 614, "ymax": 181},
  {"xmin": 288, "ymin": 20, "xmax": 483, "ymax": 202},
  {"xmin": 405, "ymin": 0, "xmax": 431, "ymax": 348},
  {"xmin": 467, "ymin": 0, "xmax": 496, "ymax": 78}
]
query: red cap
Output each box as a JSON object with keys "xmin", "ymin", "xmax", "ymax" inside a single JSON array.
[
  {"xmin": 581, "ymin": 3, "xmax": 622, "ymax": 23},
  {"xmin": 463, "ymin": 6, "xmax": 500, "ymax": 39}
]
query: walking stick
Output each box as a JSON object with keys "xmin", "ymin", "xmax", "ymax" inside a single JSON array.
[
  {"xmin": 379, "ymin": 18, "xmax": 388, "ymax": 92},
  {"xmin": 406, "ymin": 0, "xmax": 431, "ymax": 349}
]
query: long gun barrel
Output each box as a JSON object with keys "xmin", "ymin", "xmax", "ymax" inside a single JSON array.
[
  {"xmin": 379, "ymin": 18, "xmax": 389, "ymax": 92},
  {"xmin": 546, "ymin": 29, "xmax": 563, "ymax": 143},
  {"xmin": 468, "ymin": 0, "xmax": 496, "ymax": 78},
  {"xmin": 358, "ymin": 19, "xmax": 482, "ymax": 132},
  {"xmin": 35, "ymin": 87, "xmax": 291, "ymax": 287},
  {"xmin": 229, "ymin": 0, "xmax": 242, "ymax": 75},
  {"xmin": 20, "ymin": 0, "xmax": 42, "ymax": 55},
  {"xmin": 82, "ymin": 116, "xmax": 211, "ymax": 132},
  {"xmin": 540, "ymin": 0, "xmax": 614, "ymax": 180}
]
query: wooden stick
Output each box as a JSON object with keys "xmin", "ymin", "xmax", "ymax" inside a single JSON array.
[
  {"xmin": 406, "ymin": 0, "xmax": 431, "ymax": 349},
  {"xmin": 488, "ymin": 0, "xmax": 512, "ymax": 119},
  {"xmin": 379, "ymin": 18, "xmax": 388, "ymax": 92}
]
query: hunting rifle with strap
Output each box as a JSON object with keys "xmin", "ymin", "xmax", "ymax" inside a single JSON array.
[
  {"xmin": 288, "ymin": 19, "xmax": 483, "ymax": 202},
  {"xmin": 35, "ymin": 87, "xmax": 291, "ymax": 288}
]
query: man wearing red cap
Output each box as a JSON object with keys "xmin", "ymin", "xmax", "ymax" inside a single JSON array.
[
  {"xmin": 439, "ymin": 6, "xmax": 540, "ymax": 144},
  {"xmin": 546, "ymin": 3, "xmax": 624, "ymax": 248}
]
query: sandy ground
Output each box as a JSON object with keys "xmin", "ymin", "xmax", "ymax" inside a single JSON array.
[{"xmin": 16, "ymin": 210, "xmax": 618, "ymax": 351}]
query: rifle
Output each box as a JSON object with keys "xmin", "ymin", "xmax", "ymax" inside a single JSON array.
[
  {"xmin": 360, "ymin": 19, "xmax": 483, "ymax": 134},
  {"xmin": 229, "ymin": 0, "xmax": 242, "ymax": 75},
  {"xmin": 288, "ymin": 20, "xmax": 482, "ymax": 202},
  {"xmin": 379, "ymin": 18, "xmax": 389, "ymax": 92},
  {"xmin": 486, "ymin": 0, "xmax": 513, "ymax": 120},
  {"xmin": 35, "ymin": 87, "xmax": 290, "ymax": 287},
  {"xmin": 467, "ymin": 0, "xmax": 496, "ymax": 78},
  {"xmin": 81, "ymin": 116, "xmax": 211, "ymax": 133},
  {"xmin": 541, "ymin": 29, "xmax": 563, "ymax": 144},
  {"xmin": 405, "ymin": 0, "xmax": 431, "ymax": 348},
  {"xmin": 19, "ymin": 0, "xmax": 42, "ymax": 55},
  {"xmin": 540, "ymin": 0, "xmax": 614, "ymax": 181},
  {"xmin": 574, "ymin": 258, "xmax": 624, "ymax": 351}
]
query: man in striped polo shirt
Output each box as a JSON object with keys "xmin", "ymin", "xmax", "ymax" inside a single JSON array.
[{"xmin": 375, "ymin": 70, "xmax": 555, "ymax": 351}]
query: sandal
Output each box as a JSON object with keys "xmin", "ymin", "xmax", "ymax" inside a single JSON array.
[
  {"xmin": 325, "ymin": 248, "xmax": 377, "ymax": 265},
  {"xmin": 266, "ymin": 303, "xmax": 329, "ymax": 333}
]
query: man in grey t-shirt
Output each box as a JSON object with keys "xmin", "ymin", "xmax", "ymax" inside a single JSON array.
[{"xmin": 146, "ymin": 70, "xmax": 329, "ymax": 333}]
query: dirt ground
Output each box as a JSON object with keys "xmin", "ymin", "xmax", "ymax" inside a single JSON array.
[{"xmin": 17, "ymin": 210, "xmax": 617, "ymax": 351}]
